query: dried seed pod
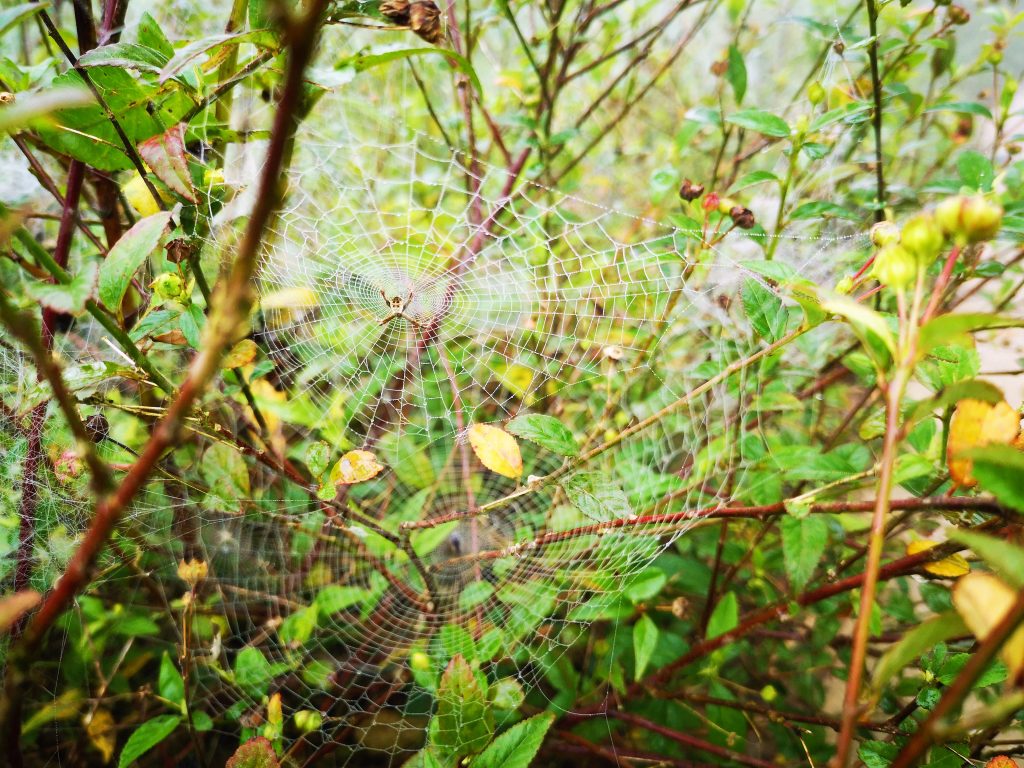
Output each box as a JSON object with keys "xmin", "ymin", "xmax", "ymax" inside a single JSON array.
[
  {"xmin": 379, "ymin": 0, "xmax": 411, "ymax": 23},
  {"xmin": 84, "ymin": 414, "xmax": 110, "ymax": 443},
  {"xmin": 409, "ymin": 1, "xmax": 443, "ymax": 45},
  {"xmin": 948, "ymin": 5, "xmax": 969, "ymax": 24},
  {"xmin": 678, "ymin": 179, "xmax": 704, "ymax": 202},
  {"xmin": 729, "ymin": 206, "xmax": 756, "ymax": 229},
  {"xmin": 0, "ymin": 92, "xmax": 15, "ymax": 105}
]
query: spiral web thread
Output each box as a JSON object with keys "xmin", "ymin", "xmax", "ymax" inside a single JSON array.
[{"xmin": 0, "ymin": 54, "xmax": 870, "ymax": 762}]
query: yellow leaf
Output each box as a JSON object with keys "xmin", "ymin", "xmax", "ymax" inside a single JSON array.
[
  {"xmin": 906, "ymin": 540, "xmax": 970, "ymax": 578},
  {"xmin": 330, "ymin": 450, "xmax": 385, "ymax": 485},
  {"xmin": 953, "ymin": 571, "xmax": 1024, "ymax": 677},
  {"xmin": 221, "ymin": 339, "xmax": 258, "ymax": 369},
  {"xmin": 121, "ymin": 172, "xmax": 162, "ymax": 217},
  {"xmin": 260, "ymin": 287, "xmax": 319, "ymax": 310},
  {"xmin": 468, "ymin": 424, "xmax": 523, "ymax": 479},
  {"xmin": 86, "ymin": 708, "xmax": 116, "ymax": 763},
  {"xmin": 0, "ymin": 590, "xmax": 40, "ymax": 633},
  {"xmin": 498, "ymin": 364, "xmax": 534, "ymax": 401},
  {"xmin": 947, "ymin": 399, "xmax": 1021, "ymax": 487}
]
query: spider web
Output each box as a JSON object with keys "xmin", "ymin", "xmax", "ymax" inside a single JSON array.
[{"xmin": 0, "ymin": 45, "xmax": 868, "ymax": 765}]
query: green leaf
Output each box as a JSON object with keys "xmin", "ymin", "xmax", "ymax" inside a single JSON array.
[
  {"xmin": 741, "ymin": 278, "xmax": 786, "ymax": 342},
  {"xmin": 77, "ymin": 43, "xmax": 169, "ymax": 74},
  {"xmin": 726, "ymin": 109, "xmax": 790, "ymax": 138},
  {"xmin": 633, "ymin": 614, "xmax": 659, "ymax": 679},
  {"xmin": 706, "ymin": 591, "xmax": 739, "ymax": 639},
  {"xmin": 859, "ymin": 740, "xmax": 899, "ymax": 768},
  {"xmin": 138, "ymin": 12, "xmax": 175, "ymax": 58},
  {"xmin": 871, "ymin": 612, "xmax": 968, "ymax": 692},
  {"xmin": 99, "ymin": 212, "xmax": 172, "ymax": 312},
  {"xmin": 234, "ymin": 647, "xmax": 274, "ymax": 696},
  {"xmin": 340, "ymin": 47, "xmax": 483, "ymax": 97},
  {"xmin": 160, "ymin": 30, "xmax": 278, "ymax": 82},
  {"xmin": 789, "ymin": 201, "xmax": 858, "ymax": 220},
  {"xmin": 431, "ymin": 655, "xmax": 493, "ymax": 758},
  {"xmin": 562, "ymin": 471, "xmax": 632, "ymax": 523},
  {"xmin": 506, "ymin": 413, "xmax": 579, "ymax": 456},
  {"xmin": 924, "ymin": 101, "xmax": 993, "ymax": 119},
  {"xmin": 25, "ymin": 260, "xmax": 98, "ymax": 316},
  {"xmin": 957, "ymin": 150, "xmax": 995, "ymax": 192},
  {"xmin": 158, "ymin": 653, "xmax": 185, "ymax": 704},
  {"xmin": 968, "ymin": 446, "xmax": 1024, "ymax": 513},
  {"xmin": 907, "ymin": 379, "xmax": 1005, "ymax": 425},
  {"xmin": 117, "ymin": 714, "xmax": 181, "ymax": 768},
  {"xmin": 315, "ymin": 585, "xmax": 369, "ymax": 616},
  {"xmin": 179, "ymin": 303, "xmax": 205, "ymax": 350},
  {"xmin": 0, "ymin": 3, "xmax": 44, "ymax": 40},
  {"xmin": 918, "ymin": 313, "xmax": 1023, "ymax": 357},
  {"xmin": 726, "ymin": 45, "xmax": 747, "ymax": 103},
  {"xmin": 781, "ymin": 514, "xmax": 828, "ymax": 591},
  {"xmin": 730, "ymin": 170, "xmax": 778, "ymax": 192},
  {"xmin": 820, "ymin": 293, "xmax": 896, "ymax": 357},
  {"xmin": 949, "ymin": 528, "xmax": 1024, "ymax": 587},
  {"xmin": 473, "ymin": 713, "xmax": 555, "ymax": 768}
]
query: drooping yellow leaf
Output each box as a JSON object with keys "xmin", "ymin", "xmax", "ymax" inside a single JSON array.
[
  {"xmin": 952, "ymin": 571, "xmax": 1024, "ymax": 677},
  {"xmin": 330, "ymin": 450, "xmax": 385, "ymax": 485},
  {"xmin": 85, "ymin": 708, "xmax": 116, "ymax": 763},
  {"xmin": 947, "ymin": 398, "xmax": 1021, "ymax": 487},
  {"xmin": 468, "ymin": 424, "xmax": 523, "ymax": 479},
  {"xmin": 221, "ymin": 339, "xmax": 258, "ymax": 369},
  {"xmin": 906, "ymin": 540, "xmax": 971, "ymax": 578}
]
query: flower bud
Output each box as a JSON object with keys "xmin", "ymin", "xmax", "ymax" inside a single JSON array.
[
  {"xmin": 729, "ymin": 206, "xmax": 756, "ymax": 229},
  {"xmin": 409, "ymin": 651, "xmax": 431, "ymax": 672},
  {"xmin": 936, "ymin": 195, "xmax": 1003, "ymax": 243},
  {"xmin": 948, "ymin": 5, "xmax": 969, "ymax": 24},
  {"xmin": 678, "ymin": 179, "xmax": 704, "ymax": 201},
  {"xmin": 760, "ymin": 685, "xmax": 778, "ymax": 703},
  {"xmin": 872, "ymin": 244, "xmax": 917, "ymax": 289},
  {"xmin": 177, "ymin": 558, "xmax": 208, "ymax": 588},
  {"xmin": 716, "ymin": 196, "xmax": 738, "ymax": 215},
  {"xmin": 294, "ymin": 710, "xmax": 323, "ymax": 733},
  {"xmin": 702, "ymin": 192, "xmax": 721, "ymax": 212},
  {"xmin": 150, "ymin": 272, "xmax": 185, "ymax": 301},
  {"xmin": 807, "ymin": 82, "xmax": 825, "ymax": 106},
  {"xmin": 835, "ymin": 276, "xmax": 854, "ymax": 295},
  {"xmin": 870, "ymin": 221, "xmax": 900, "ymax": 248},
  {"xmin": 900, "ymin": 213, "xmax": 944, "ymax": 265}
]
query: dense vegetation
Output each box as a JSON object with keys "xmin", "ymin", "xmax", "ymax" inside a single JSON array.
[{"xmin": 2, "ymin": 0, "xmax": 1024, "ymax": 766}]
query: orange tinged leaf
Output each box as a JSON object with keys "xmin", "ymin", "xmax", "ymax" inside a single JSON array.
[
  {"xmin": 330, "ymin": 450, "xmax": 385, "ymax": 485},
  {"xmin": 906, "ymin": 540, "xmax": 970, "ymax": 578},
  {"xmin": 952, "ymin": 571, "xmax": 1024, "ymax": 677},
  {"xmin": 85, "ymin": 708, "xmax": 116, "ymax": 763},
  {"xmin": 221, "ymin": 339, "xmax": 258, "ymax": 369},
  {"xmin": 947, "ymin": 398, "xmax": 1020, "ymax": 487},
  {"xmin": 468, "ymin": 424, "xmax": 523, "ymax": 479}
]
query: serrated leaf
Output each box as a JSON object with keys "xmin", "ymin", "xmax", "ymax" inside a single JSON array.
[
  {"xmin": 633, "ymin": 614, "xmax": 659, "ymax": 680},
  {"xmin": 781, "ymin": 514, "xmax": 828, "ymax": 591},
  {"xmin": 225, "ymin": 737, "xmax": 279, "ymax": 768},
  {"xmin": 329, "ymin": 450, "xmax": 384, "ymax": 485},
  {"xmin": 468, "ymin": 424, "xmax": 523, "ymax": 478},
  {"xmin": 138, "ymin": 124, "xmax": 196, "ymax": 202},
  {"xmin": 431, "ymin": 655, "xmax": 493, "ymax": 757},
  {"xmin": 726, "ymin": 109, "xmax": 790, "ymax": 138},
  {"xmin": 562, "ymin": 471, "xmax": 632, "ymax": 522},
  {"xmin": 117, "ymin": 714, "xmax": 181, "ymax": 768},
  {"xmin": 25, "ymin": 260, "xmax": 98, "ymax": 316},
  {"xmin": 871, "ymin": 611, "xmax": 967, "ymax": 692},
  {"xmin": 742, "ymin": 278, "xmax": 786, "ymax": 342},
  {"xmin": 506, "ymin": 413, "xmax": 579, "ymax": 456},
  {"xmin": 473, "ymin": 713, "xmax": 555, "ymax": 768},
  {"xmin": 99, "ymin": 212, "xmax": 172, "ymax": 312}
]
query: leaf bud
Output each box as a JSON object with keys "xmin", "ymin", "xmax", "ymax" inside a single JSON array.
[{"xmin": 294, "ymin": 710, "xmax": 323, "ymax": 733}]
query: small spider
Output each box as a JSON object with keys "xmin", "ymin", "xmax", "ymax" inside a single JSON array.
[{"xmin": 378, "ymin": 289, "xmax": 424, "ymax": 329}]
